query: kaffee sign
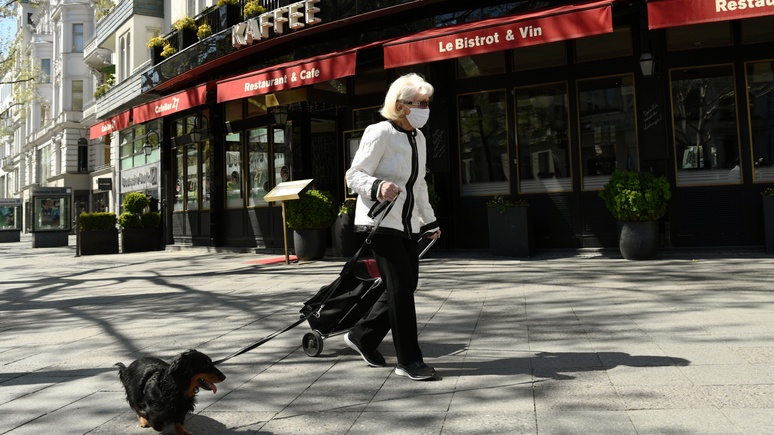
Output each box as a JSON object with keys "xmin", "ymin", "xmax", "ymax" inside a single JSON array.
[{"xmin": 233, "ymin": 0, "xmax": 321, "ymax": 47}]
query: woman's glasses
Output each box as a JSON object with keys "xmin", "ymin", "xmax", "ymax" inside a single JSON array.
[{"xmin": 401, "ymin": 100, "xmax": 430, "ymax": 109}]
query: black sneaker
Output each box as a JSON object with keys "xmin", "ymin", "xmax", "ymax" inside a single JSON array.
[
  {"xmin": 394, "ymin": 362, "xmax": 436, "ymax": 381},
  {"xmin": 344, "ymin": 332, "xmax": 386, "ymax": 367}
]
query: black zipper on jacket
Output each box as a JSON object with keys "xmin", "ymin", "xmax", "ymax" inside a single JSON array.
[{"xmin": 402, "ymin": 129, "xmax": 419, "ymax": 238}]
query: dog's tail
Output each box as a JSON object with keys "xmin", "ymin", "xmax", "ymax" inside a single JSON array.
[{"xmin": 114, "ymin": 362, "xmax": 127, "ymax": 382}]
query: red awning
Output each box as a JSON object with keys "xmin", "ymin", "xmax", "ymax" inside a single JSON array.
[
  {"xmin": 383, "ymin": 0, "xmax": 614, "ymax": 69},
  {"xmin": 132, "ymin": 84, "xmax": 208, "ymax": 124},
  {"xmin": 648, "ymin": 0, "xmax": 774, "ymax": 30},
  {"xmin": 89, "ymin": 110, "xmax": 130, "ymax": 140},
  {"xmin": 217, "ymin": 50, "xmax": 359, "ymax": 103}
]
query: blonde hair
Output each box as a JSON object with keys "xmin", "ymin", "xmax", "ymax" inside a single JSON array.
[{"xmin": 379, "ymin": 73, "xmax": 434, "ymax": 121}]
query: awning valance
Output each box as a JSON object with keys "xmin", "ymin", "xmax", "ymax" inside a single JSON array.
[
  {"xmin": 648, "ymin": 0, "xmax": 774, "ymax": 30},
  {"xmin": 216, "ymin": 50, "xmax": 357, "ymax": 103},
  {"xmin": 132, "ymin": 84, "xmax": 208, "ymax": 124},
  {"xmin": 383, "ymin": 0, "xmax": 614, "ymax": 69},
  {"xmin": 89, "ymin": 110, "xmax": 130, "ymax": 140}
]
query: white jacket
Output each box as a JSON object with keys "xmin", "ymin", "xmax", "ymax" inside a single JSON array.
[{"xmin": 346, "ymin": 120, "xmax": 438, "ymax": 238}]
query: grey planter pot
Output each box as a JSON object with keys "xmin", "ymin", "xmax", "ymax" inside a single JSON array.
[
  {"xmin": 617, "ymin": 220, "xmax": 659, "ymax": 260},
  {"xmin": 332, "ymin": 213, "xmax": 357, "ymax": 257},
  {"xmin": 764, "ymin": 196, "xmax": 774, "ymax": 254},
  {"xmin": 80, "ymin": 228, "xmax": 119, "ymax": 255},
  {"xmin": 487, "ymin": 206, "xmax": 534, "ymax": 257},
  {"xmin": 293, "ymin": 228, "xmax": 326, "ymax": 261}
]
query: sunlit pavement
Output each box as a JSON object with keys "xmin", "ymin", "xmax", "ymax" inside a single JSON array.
[{"xmin": 1, "ymin": 235, "xmax": 773, "ymax": 434}]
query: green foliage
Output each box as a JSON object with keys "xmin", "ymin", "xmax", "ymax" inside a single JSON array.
[
  {"xmin": 427, "ymin": 182, "xmax": 440, "ymax": 214},
  {"xmin": 173, "ymin": 16, "xmax": 197, "ymax": 32},
  {"xmin": 95, "ymin": 0, "xmax": 115, "ymax": 20},
  {"xmin": 160, "ymin": 43, "xmax": 177, "ymax": 58},
  {"xmin": 762, "ymin": 187, "xmax": 774, "ymax": 197},
  {"xmin": 118, "ymin": 212, "xmax": 142, "ymax": 229},
  {"xmin": 197, "ymin": 24, "xmax": 212, "ymax": 40},
  {"xmin": 79, "ymin": 212, "xmax": 117, "ymax": 231},
  {"xmin": 286, "ymin": 189, "xmax": 336, "ymax": 229},
  {"xmin": 599, "ymin": 170, "xmax": 672, "ymax": 222},
  {"xmin": 123, "ymin": 192, "xmax": 150, "ymax": 214},
  {"xmin": 486, "ymin": 195, "xmax": 528, "ymax": 213},
  {"xmin": 338, "ymin": 198, "xmax": 356, "ymax": 217},
  {"xmin": 141, "ymin": 211, "xmax": 161, "ymax": 228},
  {"xmin": 244, "ymin": 0, "xmax": 266, "ymax": 18},
  {"xmin": 217, "ymin": 0, "xmax": 238, "ymax": 5},
  {"xmin": 93, "ymin": 73, "xmax": 115, "ymax": 98}
]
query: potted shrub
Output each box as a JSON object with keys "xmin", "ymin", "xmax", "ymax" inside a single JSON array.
[
  {"xmin": 486, "ymin": 195, "xmax": 533, "ymax": 257},
  {"xmin": 762, "ymin": 187, "xmax": 774, "ymax": 254},
  {"xmin": 244, "ymin": 0, "xmax": 266, "ymax": 19},
  {"xmin": 599, "ymin": 170, "xmax": 672, "ymax": 260},
  {"xmin": 332, "ymin": 198, "xmax": 358, "ymax": 257},
  {"xmin": 147, "ymin": 36, "xmax": 165, "ymax": 65},
  {"xmin": 285, "ymin": 189, "xmax": 336, "ymax": 261},
  {"xmin": 172, "ymin": 16, "xmax": 198, "ymax": 51},
  {"xmin": 79, "ymin": 212, "xmax": 118, "ymax": 255},
  {"xmin": 119, "ymin": 192, "xmax": 161, "ymax": 253},
  {"xmin": 197, "ymin": 23, "xmax": 212, "ymax": 40}
]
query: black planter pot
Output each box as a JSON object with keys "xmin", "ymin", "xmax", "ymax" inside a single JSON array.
[
  {"xmin": 122, "ymin": 227, "xmax": 161, "ymax": 253},
  {"xmin": 332, "ymin": 213, "xmax": 358, "ymax": 257},
  {"xmin": 293, "ymin": 229, "xmax": 326, "ymax": 261},
  {"xmin": 149, "ymin": 46, "xmax": 163, "ymax": 65},
  {"xmin": 80, "ymin": 228, "xmax": 119, "ymax": 255},
  {"xmin": 219, "ymin": 4, "xmax": 242, "ymax": 28},
  {"xmin": 617, "ymin": 221, "xmax": 659, "ymax": 260},
  {"xmin": 764, "ymin": 196, "xmax": 774, "ymax": 254},
  {"xmin": 177, "ymin": 28, "xmax": 197, "ymax": 52},
  {"xmin": 487, "ymin": 206, "xmax": 534, "ymax": 257}
]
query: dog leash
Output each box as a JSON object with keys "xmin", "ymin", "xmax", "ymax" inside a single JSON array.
[{"xmin": 213, "ymin": 197, "xmax": 400, "ymax": 366}]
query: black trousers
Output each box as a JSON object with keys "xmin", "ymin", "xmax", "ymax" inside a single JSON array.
[{"xmin": 350, "ymin": 234, "xmax": 424, "ymax": 366}]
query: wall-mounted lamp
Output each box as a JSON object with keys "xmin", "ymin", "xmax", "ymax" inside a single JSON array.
[
  {"xmin": 141, "ymin": 130, "xmax": 160, "ymax": 156},
  {"xmin": 639, "ymin": 52, "xmax": 655, "ymax": 77},
  {"xmin": 273, "ymin": 106, "xmax": 288, "ymax": 126},
  {"xmin": 190, "ymin": 114, "xmax": 208, "ymax": 143}
]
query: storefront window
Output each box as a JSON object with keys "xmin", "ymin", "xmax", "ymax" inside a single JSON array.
[
  {"xmin": 186, "ymin": 144, "xmax": 199, "ymax": 210},
  {"xmin": 202, "ymin": 140, "xmax": 212, "ymax": 210},
  {"xmin": 458, "ymin": 90, "xmax": 509, "ymax": 196},
  {"xmin": 742, "ymin": 16, "xmax": 774, "ymax": 44},
  {"xmin": 512, "ymin": 41, "xmax": 566, "ymax": 72},
  {"xmin": 746, "ymin": 60, "xmax": 774, "ymax": 183},
  {"xmin": 274, "ymin": 126, "xmax": 290, "ymax": 186},
  {"xmin": 575, "ymin": 26, "xmax": 631, "ymax": 63},
  {"xmin": 119, "ymin": 120, "xmax": 161, "ymax": 170},
  {"xmin": 174, "ymin": 149, "xmax": 184, "ymax": 211},
  {"xmin": 514, "ymin": 82, "xmax": 571, "ymax": 193},
  {"xmin": 577, "ymin": 74, "xmax": 638, "ymax": 190},
  {"xmin": 670, "ymin": 65, "xmax": 739, "ymax": 186},
  {"xmin": 248, "ymin": 128, "xmax": 269, "ymax": 207},
  {"xmin": 667, "ymin": 22, "xmax": 732, "ymax": 52},
  {"xmin": 457, "ymin": 52, "xmax": 505, "ymax": 78},
  {"xmin": 225, "ymin": 133, "xmax": 243, "ymax": 209}
]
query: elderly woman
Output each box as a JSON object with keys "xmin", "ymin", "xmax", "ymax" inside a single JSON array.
[{"xmin": 344, "ymin": 73, "xmax": 441, "ymax": 381}]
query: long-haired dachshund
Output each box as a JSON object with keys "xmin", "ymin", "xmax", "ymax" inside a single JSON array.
[{"xmin": 116, "ymin": 349, "xmax": 226, "ymax": 435}]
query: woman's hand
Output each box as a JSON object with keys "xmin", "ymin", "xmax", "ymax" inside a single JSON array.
[
  {"xmin": 380, "ymin": 181, "xmax": 402, "ymax": 202},
  {"xmin": 425, "ymin": 229, "xmax": 441, "ymax": 240}
]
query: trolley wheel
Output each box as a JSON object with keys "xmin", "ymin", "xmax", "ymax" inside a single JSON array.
[{"xmin": 302, "ymin": 331, "xmax": 324, "ymax": 357}]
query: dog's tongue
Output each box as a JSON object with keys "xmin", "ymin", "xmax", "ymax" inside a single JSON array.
[{"xmin": 210, "ymin": 382, "xmax": 217, "ymax": 394}]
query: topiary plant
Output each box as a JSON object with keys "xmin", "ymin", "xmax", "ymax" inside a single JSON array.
[
  {"xmin": 599, "ymin": 170, "xmax": 672, "ymax": 222},
  {"xmin": 486, "ymin": 194, "xmax": 528, "ymax": 213},
  {"xmin": 338, "ymin": 198, "xmax": 356, "ymax": 217},
  {"xmin": 123, "ymin": 192, "xmax": 150, "ymax": 214},
  {"xmin": 285, "ymin": 189, "xmax": 336, "ymax": 229},
  {"xmin": 141, "ymin": 211, "xmax": 161, "ymax": 228},
  {"xmin": 79, "ymin": 212, "xmax": 117, "ymax": 231},
  {"xmin": 118, "ymin": 212, "xmax": 142, "ymax": 229}
]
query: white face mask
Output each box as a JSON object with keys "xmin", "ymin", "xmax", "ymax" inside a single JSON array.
[{"xmin": 406, "ymin": 107, "xmax": 430, "ymax": 129}]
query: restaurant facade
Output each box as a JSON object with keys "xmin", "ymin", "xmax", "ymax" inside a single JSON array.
[{"xmin": 90, "ymin": 0, "xmax": 774, "ymax": 252}]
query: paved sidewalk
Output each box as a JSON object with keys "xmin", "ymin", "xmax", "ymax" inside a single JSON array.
[{"xmin": 1, "ymin": 236, "xmax": 773, "ymax": 434}]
